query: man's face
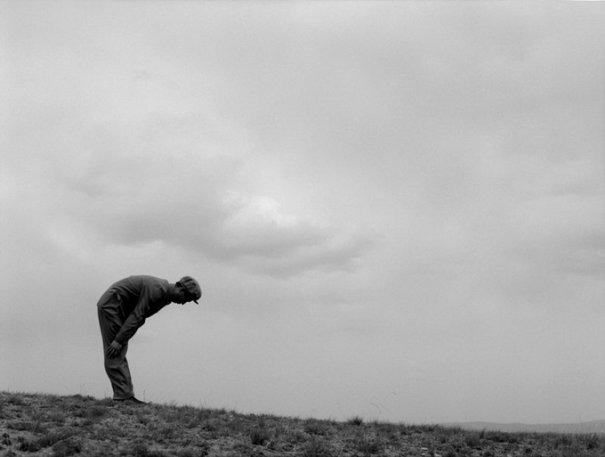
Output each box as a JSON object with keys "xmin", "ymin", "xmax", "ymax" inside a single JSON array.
[{"xmin": 174, "ymin": 285, "xmax": 190, "ymax": 304}]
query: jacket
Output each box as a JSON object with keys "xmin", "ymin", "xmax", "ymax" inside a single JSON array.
[{"xmin": 97, "ymin": 275, "xmax": 171, "ymax": 345}]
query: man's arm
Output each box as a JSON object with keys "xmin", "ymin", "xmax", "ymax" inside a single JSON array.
[
  {"xmin": 113, "ymin": 306, "xmax": 147, "ymax": 346},
  {"xmin": 106, "ymin": 278, "xmax": 168, "ymax": 356},
  {"xmin": 106, "ymin": 309, "xmax": 146, "ymax": 357}
]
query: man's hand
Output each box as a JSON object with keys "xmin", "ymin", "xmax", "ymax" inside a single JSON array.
[{"xmin": 106, "ymin": 341, "xmax": 123, "ymax": 358}]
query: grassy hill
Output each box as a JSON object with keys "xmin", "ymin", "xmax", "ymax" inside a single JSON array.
[{"xmin": 1, "ymin": 391, "xmax": 603, "ymax": 457}]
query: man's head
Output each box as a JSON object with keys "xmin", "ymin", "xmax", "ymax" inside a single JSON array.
[{"xmin": 175, "ymin": 276, "xmax": 202, "ymax": 304}]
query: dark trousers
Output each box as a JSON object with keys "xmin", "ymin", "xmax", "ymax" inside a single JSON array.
[{"xmin": 97, "ymin": 291, "xmax": 134, "ymax": 400}]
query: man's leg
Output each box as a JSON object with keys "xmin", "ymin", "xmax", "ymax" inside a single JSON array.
[{"xmin": 97, "ymin": 306, "xmax": 134, "ymax": 400}]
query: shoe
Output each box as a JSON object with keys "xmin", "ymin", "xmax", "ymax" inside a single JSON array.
[{"xmin": 113, "ymin": 396, "xmax": 146, "ymax": 405}]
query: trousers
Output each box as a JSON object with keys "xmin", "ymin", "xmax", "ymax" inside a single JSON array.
[{"xmin": 97, "ymin": 291, "xmax": 134, "ymax": 400}]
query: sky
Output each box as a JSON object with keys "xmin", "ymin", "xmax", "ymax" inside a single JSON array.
[{"xmin": 1, "ymin": 1, "xmax": 604, "ymax": 425}]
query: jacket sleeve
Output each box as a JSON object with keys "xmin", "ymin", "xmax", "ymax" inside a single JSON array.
[
  {"xmin": 113, "ymin": 305, "xmax": 147, "ymax": 345},
  {"xmin": 113, "ymin": 286, "xmax": 153, "ymax": 345}
]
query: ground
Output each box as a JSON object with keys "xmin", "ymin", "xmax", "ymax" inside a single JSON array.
[{"xmin": 0, "ymin": 392, "xmax": 603, "ymax": 457}]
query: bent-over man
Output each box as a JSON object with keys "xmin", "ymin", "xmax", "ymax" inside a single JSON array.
[{"xmin": 97, "ymin": 275, "xmax": 202, "ymax": 403}]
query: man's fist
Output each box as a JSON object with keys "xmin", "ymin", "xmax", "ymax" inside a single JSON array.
[{"xmin": 106, "ymin": 341, "xmax": 123, "ymax": 358}]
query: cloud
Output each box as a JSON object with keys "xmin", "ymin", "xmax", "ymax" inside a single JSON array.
[
  {"xmin": 2, "ymin": 101, "xmax": 373, "ymax": 278},
  {"xmin": 94, "ymin": 180, "xmax": 371, "ymax": 278},
  {"xmin": 217, "ymin": 192, "xmax": 372, "ymax": 274},
  {"xmin": 85, "ymin": 179, "xmax": 372, "ymax": 278}
]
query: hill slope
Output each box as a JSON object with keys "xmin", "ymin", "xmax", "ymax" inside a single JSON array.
[{"xmin": 1, "ymin": 391, "xmax": 603, "ymax": 457}]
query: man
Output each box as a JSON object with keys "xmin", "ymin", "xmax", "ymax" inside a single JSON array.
[{"xmin": 97, "ymin": 275, "xmax": 202, "ymax": 403}]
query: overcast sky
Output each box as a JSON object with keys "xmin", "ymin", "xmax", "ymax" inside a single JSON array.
[{"xmin": 1, "ymin": 1, "xmax": 604, "ymax": 425}]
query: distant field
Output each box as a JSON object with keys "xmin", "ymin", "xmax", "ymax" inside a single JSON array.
[
  {"xmin": 444, "ymin": 420, "xmax": 605, "ymax": 435},
  {"xmin": 1, "ymin": 391, "xmax": 603, "ymax": 456}
]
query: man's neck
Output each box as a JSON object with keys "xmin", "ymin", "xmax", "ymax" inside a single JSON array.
[{"xmin": 167, "ymin": 283, "xmax": 179, "ymax": 303}]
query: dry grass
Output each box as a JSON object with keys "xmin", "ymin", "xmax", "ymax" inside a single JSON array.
[{"xmin": 1, "ymin": 391, "xmax": 603, "ymax": 457}]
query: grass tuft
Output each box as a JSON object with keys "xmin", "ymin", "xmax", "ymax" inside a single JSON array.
[
  {"xmin": 302, "ymin": 437, "xmax": 334, "ymax": 457},
  {"xmin": 353, "ymin": 433, "xmax": 384, "ymax": 455},
  {"xmin": 123, "ymin": 439, "xmax": 169, "ymax": 457},
  {"xmin": 84, "ymin": 405, "xmax": 109, "ymax": 420},
  {"xmin": 250, "ymin": 427, "xmax": 271, "ymax": 446},
  {"xmin": 304, "ymin": 419, "xmax": 330, "ymax": 436},
  {"xmin": 51, "ymin": 437, "xmax": 82, "ymax": 457},
  {"xmin": 347, "ymin": 416, "xmax": 364, "ymax": 426}
]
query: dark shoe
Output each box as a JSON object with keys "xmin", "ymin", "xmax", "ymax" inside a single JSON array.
[{"xmin": 113, "ymin": 396, "xmax": 146, "ymax": 405}]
